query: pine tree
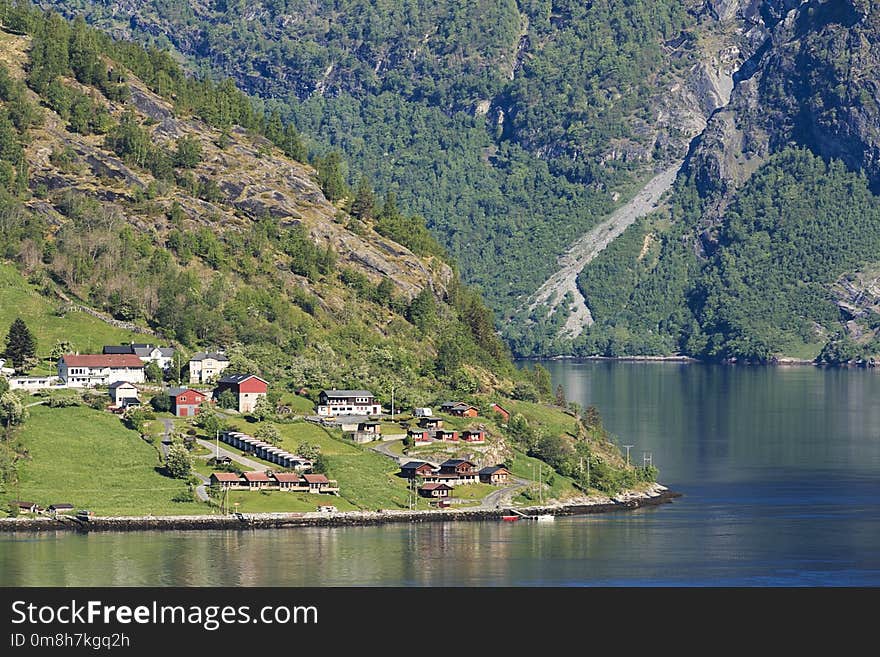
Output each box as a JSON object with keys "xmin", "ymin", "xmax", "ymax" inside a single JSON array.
[
  {"xmin": 3, "ymin": 318, "xmax": 36, "ymax": 373},
  {"xmin": 316, "ymin": 151, "xmax": 347, "ymax": 201},
  {"xmin": 350, "ymin": 176, "xmax": 376, "ymax": 221}
]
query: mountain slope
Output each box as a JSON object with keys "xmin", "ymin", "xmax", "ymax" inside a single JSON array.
[
  {"xmin": 33, "ymin": 0, "xmax": 741, "ymax": 348},
  {"xmin": 570, "ymin": 0, "xmax": 880, "ymax": 363}
]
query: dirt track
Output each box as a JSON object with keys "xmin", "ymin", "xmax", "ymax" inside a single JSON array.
[{"xmin": 527, "ymin": 161, "xmax": 683, "ymax": 338}]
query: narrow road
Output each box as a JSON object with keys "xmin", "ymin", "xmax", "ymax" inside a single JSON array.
[
  {"xmin": 160, "ymin": 418, "xmax": 174, "ymax": 460},
  {"xmin": 195, "ymin": 437, "xmax": 263, "ymax": 471},
  {"xmin": 368, "ymin": 439, "xmax": 406, "ymax": 465},
  {"xmin": 473, "ymin": 477, "xmax": 530, "ymax": 510},
  {"xmin": 527, "ymin": 161, "xmax": 682, "ymax": 338},
  {"xmin": 192, "ymin": 472, "xmax": 210, "ymax": 502}
]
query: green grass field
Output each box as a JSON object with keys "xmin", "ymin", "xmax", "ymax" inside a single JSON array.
[
  {"xmin": 508, "ymin": 448, "xmax": 582, "ymax": 503},
  {"xmin": 505, "ymin": 400, "xmax": 578, "ymax": 439},
  {"xmin": 2, "ymin": 405, "xmax": 205, "ymax": 516},
  {"xmin": 0, "ymin": 263, "xmax": 145, "ymax": 366},
  {"xmin": 218, "ymin": 491, "xmax": 358, "ymax": 513}
]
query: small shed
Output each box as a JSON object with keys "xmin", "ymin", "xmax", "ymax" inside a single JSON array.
[
  {"xmin": 108, "ymin": 381, "xmax": 139, "ymax": 408},
  {"xmin": 419, "ymin": 483, "xmax": 452, "ymax": 498}
]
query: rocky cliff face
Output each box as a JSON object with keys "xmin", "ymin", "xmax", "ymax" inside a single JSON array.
[{"xmin": 688, "ymin": 0, "xmax": 879, "ymax": 195}]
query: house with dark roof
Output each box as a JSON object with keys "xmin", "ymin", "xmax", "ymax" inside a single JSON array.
[
  {"xmin": 9, "ymin": 501, "xmax": 40, "ymax": 514},
  {"xmin": 108, "ymin": 381, "xmax": 140, "ymax": 408},
  {"xmin": 479, "ymin": 465, "xmax": 511, "ymax": 485},
  {"xmin": 439, "ymin": 459, "xmax": 477, "ymax": 476},
  {"xmin": 417, "ymin": 416, "xmax": 443, "ymax": 430},
  {"xmin": 188, "ymin": 351, "xmax": 230, "ymax": 384},
  {"xmin": 440, "ymin": 402, "xmax": 479, "ymax": 418},
  {"xmin": 168, "ymin": 388, "xmax": 209, "ymax": 417},
  {"xmin": 317, "ymin": 390, "xmax": 381, "ymax": 417},
  {"xmin": 58, "ymin": 354, "xmax": 145, "ymax": 387},
  {"xmin": 419, "ymin": 483, "xmax": 452, "ymax": 498},
  {"xmin": 103, "ymin": 344, "xmax": 175, "ymax": 370},
  {"xmin": 461, "ymin": 429, "xmax": 486, "ymax": 443},
  {"xmin": 214, "ymin": 374, "xmax": 268, "ymax": 414},
  {"xmin": 434, "ymin": 429, "xmax": 459, "ymax": 442},
  {"xmin": 48, "ymin": 503, "xmax": 75, "ymax": 514},
  {"xmin": 400, "ymin": 461, "xmax": 436, "ymax": 479},
  {"xmin": 407, "ymin": 428, "xmax": 432, "ymax": 443}
]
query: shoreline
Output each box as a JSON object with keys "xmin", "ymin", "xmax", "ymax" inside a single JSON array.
[
  {"xmin": 517, "ymin": 354, "xmax": 863, "ymax": 368},
  {"xmin": 0, "ymin": 485, "xmax": 681, "ymax": 534}
]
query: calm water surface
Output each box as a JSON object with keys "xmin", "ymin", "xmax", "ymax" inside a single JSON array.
[{"xmin": 2, "ymin": 362, "xmax": 879, "ymax": 586}]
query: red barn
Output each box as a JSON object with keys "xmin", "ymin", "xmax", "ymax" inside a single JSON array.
[
  {"xmin": 215, "ymin": 374, "xmax": 269, "ymax": 414},
  {"xmin": 168, "ymin": 388, "xmax": 209, "ymax": 417},
  {"xmin": 490, "ymin": 403, "xmax": 510, "ymax": 423}
]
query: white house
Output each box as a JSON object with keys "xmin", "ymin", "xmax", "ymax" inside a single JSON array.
[
  {"xmin": 317, "ymin": 390, "xmax": 382, "ymax": 417},
  {"xmin": 6, "ymin": 375, "xmax": 62, "ymax": 391},
  {"xmin": 189, "ymin": 351, "xmax": 230, "ymax": 384},
  {"xmin": 413, "ymin": 407, "xmax": 433, "ymax": 417},
  {"xmin": 103, "ymin": 344, "xmax": 175, "ymax": 370},
  {"xmin": 58, "ymin": 354, "xmax": 145, "ymax": 388},
  {"xmin": 108, "ymin": 381, "xmax": 140, "ymax": 408}
]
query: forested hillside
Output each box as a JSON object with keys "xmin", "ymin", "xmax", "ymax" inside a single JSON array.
[
  {"xmin": 33, "ymin": 0, "xmax": 722, "ymax": 338},
  {"xmin": 0, "ymin": 0, "xmax": 515, "ymax": 407}
]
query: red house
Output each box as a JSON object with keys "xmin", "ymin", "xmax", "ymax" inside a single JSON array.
[
  {"xmin": 407, "ymin": 429, "xmax": 431, "ymax": 443},
  {"xmin": 168, "ymin": 387, "xmax": 209, "ymax": 417},
  {"xmin": 490, "ymin": 403, "xmax": 510, "ymax": 423},
  {"xmin": 461, "ymin": 429, "xmax": 485, "ymax": 443},
  {"xmin": 215, "ymin": 374, "xmax": 269, "ymax": 414},
  {"xmin": 400, "ymin": 461, "xmax": 436, "ymax": 479},
  {"xmin": 434, "ymin": 429, "xmax": 459, "ymax": 442}
]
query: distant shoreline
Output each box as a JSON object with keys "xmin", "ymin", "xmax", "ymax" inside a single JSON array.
[
  {"xmin": 517, "ymin": 355, "xmax": 876, "ymax": 368},
  {"xmin": 0, "ymin": 486, "xmax": 681, "ymax": 533}
]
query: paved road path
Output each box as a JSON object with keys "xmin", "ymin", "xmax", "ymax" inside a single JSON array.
[
  {"xmin": 527, "ymin": 161, "xmax": 682, "ymax": 338},
  {"xmin": 473, "ymin": 477, "xmax": 530, "ymax": 510},
  {"xmin": 191, "ymin": 472, "xmax": 210, "ymax": 502},
  {"xmin": 160, "ymin": 418, "xmax": 174, "ymax": 460},
  {"xmin": 368, "ymin": 440, "xmax": 406, "ymax": 465},
  {"xmin": 195, "ymin": 437, "xmax": 264, "ymax": 471}
]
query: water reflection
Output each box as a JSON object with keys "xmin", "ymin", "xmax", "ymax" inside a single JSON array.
[{"xmin": 2, "ymin": 362, "xmax": 880, "ymax": 586}]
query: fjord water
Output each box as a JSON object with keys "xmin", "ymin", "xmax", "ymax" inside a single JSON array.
[{"xmin": 2, "ymin": 362, "xmax": 879, "ymax": 586}]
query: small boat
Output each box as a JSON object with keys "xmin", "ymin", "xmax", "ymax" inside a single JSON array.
[
  {"xmin": 535, "ymin": 514, "xmax": 555, "ymax": 522},
  {"xmin": 501, "ymin": 515, "xmax": 520, "ymax": 522}
]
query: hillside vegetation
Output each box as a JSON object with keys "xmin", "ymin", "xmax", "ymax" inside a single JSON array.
[{"xmin": 34, "ymin": 0, "xmax": 717, "ymax": 345}]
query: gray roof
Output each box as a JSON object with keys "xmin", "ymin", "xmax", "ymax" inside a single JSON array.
[
  {"xmin": 108, "ymin": 381, "xmax": 138, "ymax": 390},
  {"xmin": 479, "ymin": 465, "xmax": 509, "ymax": 475},
  {"xmin": 133, "ymin": 345, "xmax": 174, "ymax": 358},
  {"xmin": 321, "ymin": 389, "xmax": 374, "ymax": 397},
  {"xmin": 190, "ymin": 352, "xmax": 229, "ymax": 362},
  {"xmin": 217, "ymin": 373, "xmax": 266, "ymax": 384},
  {"xmin": 168, "ymin": 387, "xmax": 206, "ymax": 398},
  {"xmin": 440, "ymin": 458, "xmax": 473, "ymax": 467},
  {"xmin": 103, "ymin": 345, "xmax": 134, "ymax": 355}
]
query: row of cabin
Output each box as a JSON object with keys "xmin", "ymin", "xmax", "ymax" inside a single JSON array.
[
  {"xmin": 210, "ymin": 471, "xmax": 338, "ymax": 494},
  {"xmin": 8, "ymin": 501, "xmax": 74, "ymax": 515},
  {"xmin": 401, "ymin": 459, "xmax": 511, "ymax": 489},
  {"xmin": 407, "ymin": 428, "xmax": 485, "ymax": 444},
  {"xmin": 220, "ymin": 430, "xmax": 312, "ymax": 471}
]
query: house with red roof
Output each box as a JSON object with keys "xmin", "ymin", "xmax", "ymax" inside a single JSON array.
[
  {"xmin": 419, "ymin": 483, "xmax": 452, "ymax": 499},
  {"xmin": 210, "ymin": 472, "xmax": 244, "ymax": 489},
  {"xmin": 241, "ymin": 471, "xmax": 272, "ymax": 490},
  {"xmin": 58, "ymin": 354, "xmax": 145, "ymax": 387},
  {"xmin": 302, "ymin": 473, "xmax": 339, "ymax": 494}
]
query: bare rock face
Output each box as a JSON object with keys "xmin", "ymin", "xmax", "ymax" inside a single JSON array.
[{"xmin": 687, "ymin": 0, "xmax": 880, "ymax": 196}]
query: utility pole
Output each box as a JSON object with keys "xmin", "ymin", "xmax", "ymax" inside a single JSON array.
[
  {"xmin": 643, "ymin": 451, "xmax": 653, "ymax": 468},
  {"xmin": 391, "ymin": 385, "xmax": 395, "ymax": 421},
  {"xmin": 623, "ymin": 444, "xmax": 634, "ymax": 466},
  {"xmin": 215, "ymin": 429, "xmax": 220, "ymax": 460}
]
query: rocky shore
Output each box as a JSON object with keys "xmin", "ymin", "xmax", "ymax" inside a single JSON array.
[{"xmin": 0, "ymin": 485, "xmax": 679, "ymax": 533}]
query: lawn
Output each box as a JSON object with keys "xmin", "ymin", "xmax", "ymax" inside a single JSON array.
[
  {"xmin": 0, "ymin": 263, "xmax": 146, "ymax": 364},
  {"xmin": 505, "ymin": 400, "xmax": 578, "ymax": 439},
  {"xmin": 450, "ymin": 483, "xmax": 495, "ymax": 501},
  {"xmin": 224, "ymin": 417, "xmax": 360, "ymax": 457},
  {"xmin": 215, "ymin": 491, "xmax": 358, "ymax": 514},
  {"xmin": 2, "ymin": 405, "xmax": 206, "ymax": 516},
  {"xmin": 278, "ymin": 393, "xmax": 315, "ymax": 414}
]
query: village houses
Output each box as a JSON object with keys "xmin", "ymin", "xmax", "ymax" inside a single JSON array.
[
  {"xmin": 214, "ymin": 373, "xmax": 268, "ymax": 414},
  {"xmin": 58, "ymin": 354, "xmax": 145, "ymax": 388},
  {"xmin": 188, "ymin": 351, "xmax": 230, "ymax": 384},
  {"xmin": 103, "ymin": 343, "xmax": 175, "ymax": 370},
  {"xmin": 317, "ymin": 390, "xmax": 382, "ymax": 417}
]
